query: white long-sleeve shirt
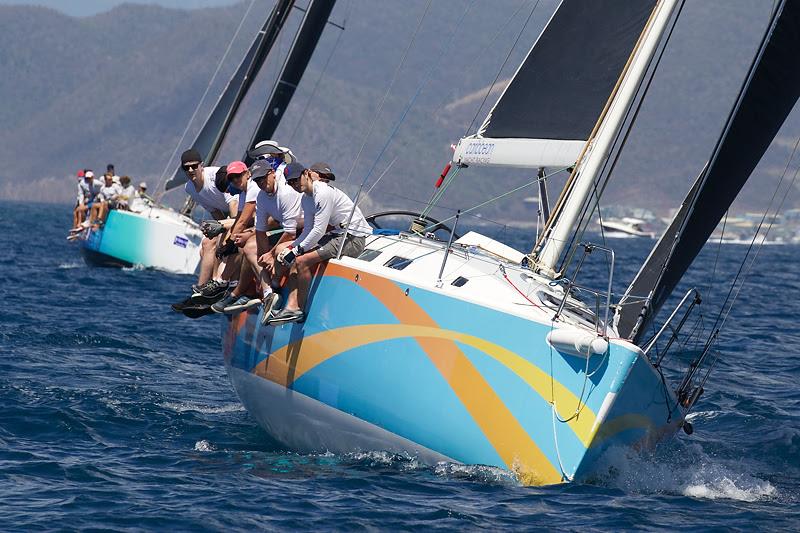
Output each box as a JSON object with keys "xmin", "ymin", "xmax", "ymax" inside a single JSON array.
[
  {"xmin": 294, "ymin": 181, "xmax": 372, "ymax": 251},
  {"xmin": 77, "ymin": 179, "xmax": 103, "ymax": 204},
  {"xmin": 255, "ymin": 175, "xmax": 303, "ymax": 234}
]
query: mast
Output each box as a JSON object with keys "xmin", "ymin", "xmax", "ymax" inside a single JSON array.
[
  {"xmin": 618, "ymin": 0, "xmax": 800, "ymax": 342},
  {"xmin": 164, "ymin": 0, "xmax": 296, "ymax": 192},
  {"xmin": 245, "ymin": 0, "xmax": 337, "ymax": 165},
  {"xmin": 533, "ymin": 0, "xmax": 680, "ymax": 277}
]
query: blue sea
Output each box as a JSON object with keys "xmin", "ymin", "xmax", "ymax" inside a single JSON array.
[{"xmin": 1, "ymin": 201, "xmax": 798, "ymax": 530}]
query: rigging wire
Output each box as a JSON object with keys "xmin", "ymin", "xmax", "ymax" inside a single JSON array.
[
  {"xmin": 713, "ymin": 133, "xmax": 800, "ymax": 334},
  {"xmin": 341, "ymin": 0, "xmax": 435, "ymax": 186},
  {"xmin": 461, "ymin": 0, "xmax": 536, "ymax": 138},
  {"xmin": 286, "ymin": 0, "xmax": 352, "ymax": 145},
  {"xmin": 350, "ymin": 0, "xmax": 477, "ymax": 198},
  {"xmin": 154, "ymin": 0, "xmax": 259, "ymax": 198}
]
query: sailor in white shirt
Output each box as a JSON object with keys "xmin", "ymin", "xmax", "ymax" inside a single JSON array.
[
  {"xmin": 210, "ymin": 155, "xmax": 299, "ymax": 315},
  {"xmin": 72, "ymin": 170, "xmax": 102, "ymax": 229},
  {"xmin": 269, "ymin": 162, "xmax": 370, "ymax": 325},
  {"xmin": 179, "ymin": 148, "xmax": 239, "ymax": 299},
  {"xmin": 115, "ymin": 175, "xmax": 136, "ymax": 210}
]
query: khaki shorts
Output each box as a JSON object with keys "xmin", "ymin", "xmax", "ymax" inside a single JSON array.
[{"xmin": 316, "ymin": 233, "xmax": 366, "ymax": 261}]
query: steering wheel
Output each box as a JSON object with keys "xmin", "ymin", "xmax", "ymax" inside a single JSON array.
[{"xmin": 365, "ymin": 210, "xmax": 461, "ymax": 240}]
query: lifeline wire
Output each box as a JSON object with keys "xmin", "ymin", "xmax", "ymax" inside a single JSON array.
[{"xmin": 154, "ymin": 0, "xmax": 259, "ymax": 198}]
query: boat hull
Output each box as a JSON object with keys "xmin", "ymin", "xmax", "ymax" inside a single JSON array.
[
  {"xmin": 80, "ymin": 209, "xmax": 202, "ymax": 274},
  {"xmin": 222, "ymin": 261, "xmax": 684, "ymax": 485}
]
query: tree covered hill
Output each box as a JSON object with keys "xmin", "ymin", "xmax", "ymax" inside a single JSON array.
[{"xmin": 0, "ymin": 0, "xmax": 797, "ymax": 224}]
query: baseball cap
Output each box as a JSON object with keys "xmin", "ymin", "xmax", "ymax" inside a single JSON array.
[
  {"xmin": 227, "ymin": 160, "xmax": 248, "ymax": 175},
  {"xmin": 139, "ymin": 182, "xmax": 147, "ymax": 189},
  {"xmin": 284, "ymin": 162, "xmax": 305, "ymax": 182},
  {"xmin": 309, "ymin": 162, "xmax": 335, "ymax": 181},
  {"xmin": 249, "ymin": 159, "xmax": 273, "ymax": 181},
  {"xmin": 77, "ymin": 169, "xmax": 85, "ymax": 178},
  {"xmin": 85, "ymin": 170, "xmax": 94, "ymax": 178}
]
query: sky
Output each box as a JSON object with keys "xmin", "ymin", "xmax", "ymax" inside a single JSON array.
[{"xmin": 0, "ymin": 0, "xmax": 240, "ymax": 16}]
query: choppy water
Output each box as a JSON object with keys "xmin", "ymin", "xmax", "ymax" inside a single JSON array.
[{"xmin": 1, "ymin": 202, "xmax": 798, "ymax": 530}]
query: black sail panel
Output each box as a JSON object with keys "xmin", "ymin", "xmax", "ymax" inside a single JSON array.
[
  {"xmin": 481, "ymin": 0, "xmax": 656, "ymax": 141},
  {"xmin": 619, "ymin": 0, "xmax": 800, "ymax": 342},
  {"xmin": 164, "ymin": 0, "xmax": 295, "ymax": 191},
  {"xmin": 245, "ymin": 0, "xmax": 336, "ymax": 164}
]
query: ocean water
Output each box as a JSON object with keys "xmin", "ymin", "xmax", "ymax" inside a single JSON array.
[{"xmin": 1, "ymin": 201, "xmax": 798, "ymax": 530}]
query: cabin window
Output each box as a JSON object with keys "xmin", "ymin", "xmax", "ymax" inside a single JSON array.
[
  {"xmin": 384, "ymin": 256, "xmax": 413, "ymax": 270},
  {"xmin": 451, "ymin": 276, "xmax": 468, "ymax": 287},
  {"xmin": 358, "ymin": 249, "xmax": 382, "ymax": 262}
]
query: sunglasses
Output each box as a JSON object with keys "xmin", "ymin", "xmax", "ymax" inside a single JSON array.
[
  {"xmin": 253, "ymin": 175, "xmax": 267, "ymax": 183},
  {"xmin": 183, "ymin": 163, "xmax": 199, "ymax": 172}
]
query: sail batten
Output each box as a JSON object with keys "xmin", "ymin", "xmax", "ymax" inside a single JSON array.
[
  {"xmin": 618, "ymin": 0, "xmax": 800, "ymax": 342},
  {"xmin": 453, "ymin": 0, "xmax": 657, "ymax": 169}
]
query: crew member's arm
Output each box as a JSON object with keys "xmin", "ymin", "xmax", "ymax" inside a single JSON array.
[{"xmin": 296, "ymin": 190, "xmax": 332, "ymax": 251}]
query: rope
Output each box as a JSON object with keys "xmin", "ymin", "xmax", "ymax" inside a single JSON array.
[
  {"xmin": 341, "ymin": 0, "xmax": 434, "ymax": 186},
  {"xmin": 154, "ymin": 0, "xmax": 259, "ymax": 198}
]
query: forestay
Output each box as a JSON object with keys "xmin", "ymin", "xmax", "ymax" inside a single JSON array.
[{"xmin": 452, "ymin": 0, "xmax": 655, "ymax": 169}]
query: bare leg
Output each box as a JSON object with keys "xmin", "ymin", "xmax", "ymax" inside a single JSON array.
[
  {"xmin": 284, "ymin": 251, "xmax": 323, "ymax": 311},
  {"xmin": 197, "ymin": 236, "xmax": 219, "ymax": 285}
]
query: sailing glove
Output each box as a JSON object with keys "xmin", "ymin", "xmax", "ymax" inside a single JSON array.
[
  {"xmin": 200, "ymin": 220, "xmax": 225, "ymax": 238},
  {"xmin": 216, "ymin": 239, "xmax": 237, "ymax": 259}
]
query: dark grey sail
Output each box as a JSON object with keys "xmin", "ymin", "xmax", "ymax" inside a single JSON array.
[
  {"xmin": 618, "ymin": 0, "xmax": 800, "ymax": 342},
  {"xmin": 453, "ymin": 0, "xmax": 656, "ymax": 168},
  {"xmin": 245, "ymin": 0, "xmax": 336, "ymax": 165},
  {"xmin": 164, "ymin": 0, "xmax": 295, "ymax": 191}
]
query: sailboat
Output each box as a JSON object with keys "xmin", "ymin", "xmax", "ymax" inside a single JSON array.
[
  {"xmin": 218, "ymin": 0, "xmax": 800, "ymax": 485},
  {"xmin": 79, "ymin": 203, "xmax": 203, "ymax": 274}
]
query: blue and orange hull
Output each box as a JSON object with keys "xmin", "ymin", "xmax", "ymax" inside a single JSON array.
[{"xmin": 222, "ymin": 261, "xmax": 684, "ymax": 485}]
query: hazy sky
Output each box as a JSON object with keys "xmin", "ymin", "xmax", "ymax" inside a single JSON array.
[{"xmin": 0, "ymin": 0, "xmax": 241, "ymax": 16}]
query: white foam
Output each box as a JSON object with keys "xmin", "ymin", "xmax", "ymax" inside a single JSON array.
[
  {"xmin": 122, "ymin": 264, "xmax": 146, "ymax": 272},
  {"xmin": 58, "ymin": 262, "xmax": 83, "ymax": 269},
  {"xmin": 194, "ymin": 440, "xmax": 215, "ymax": 452},
  {"xmin": 161, "ymin": 401, "xmax": 245, "ymax": 415},
  {"xmin": 590, "ymin": 443, "xmax": 777, "ymax": 502}
]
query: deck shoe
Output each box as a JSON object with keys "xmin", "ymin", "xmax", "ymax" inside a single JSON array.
[
  {"xmin": 260, "ymin": 293, "xmax": 281, "ymax": 326},
  {"xmin": 171, "ymin": 295, "xmax": 196, "ymax": 312},
  {"xmin": 211, "ymin": 292, "xmax": 239, "ymax": 313},
  {"xmin": 181, "ymin": 304, "xmax": 216, "ymax": 319},
  {"xmin": 191, "ymin": 279, "xmax": 214, "ymax": 295},
  {"xmin": 222, "ymin": 295, "xmax": 262, "ymax": 315},
  {"xmin": 266, "ymin": 307, "xmax": 304, "ymax": 325},
  {"xmin": 189, "ymin": 280, "xmax": 229, "ymax": 304}
]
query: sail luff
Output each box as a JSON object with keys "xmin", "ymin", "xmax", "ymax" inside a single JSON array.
[
  {"xmin": 534, "ymin": 0, "xmax": 680, "ymax": 276},
  {"xmin": 163, "ymin": 0, "xmax": 295, "ymax": 191},
  {"xmin": 618, "ymin": 0, "xmax": 800, "ymax": 342},
  {"xmin": 244, "ymin": 0, "xmax": 337, "ymax": 164}
]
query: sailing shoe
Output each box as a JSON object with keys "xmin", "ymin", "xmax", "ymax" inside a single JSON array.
[
  {"xmin": 189, "ymin": 280, "xmax": 229, "ymax": 304},
  {"xmin": 171, "ymin": 295, "xmax": 196, "ymax": 312},
  {"xmin": 267, "ymin": 307, "xmax": 305, "ymax": 325},
  {"xmin": 222, "ymin": 295, "xmax": 262, "ymax": 315},
  {"xmin": 191, "ymin": 279, "xmax": 215, "ymax": 295},
  {"xmin": 211, "ymin": 292, "xmax": 239, "ymax": 313},
  {"xmin": 260, "ymin": 292, "xmax": 281, "ymax": 327}
]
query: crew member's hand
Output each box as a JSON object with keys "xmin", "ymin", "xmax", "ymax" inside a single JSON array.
[
  {"xmin": 233, "ymin": 232, "xmax": 249, "ymax": 247},
  {"xmin": 200, "ymin": 220, "xmax": 225, "ymax": 238}
]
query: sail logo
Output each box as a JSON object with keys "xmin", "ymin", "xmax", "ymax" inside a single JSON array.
[
  {"xmin": 464, "ymin": 141, "xmax": 495, "ymax": 156},
  {"xmin": 462, "ymin": 140, "xmax": 495, "ymax": 164},
  {"xmin": 173, "ymin": 235, "xmax": 188, "ymax": 248}
]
